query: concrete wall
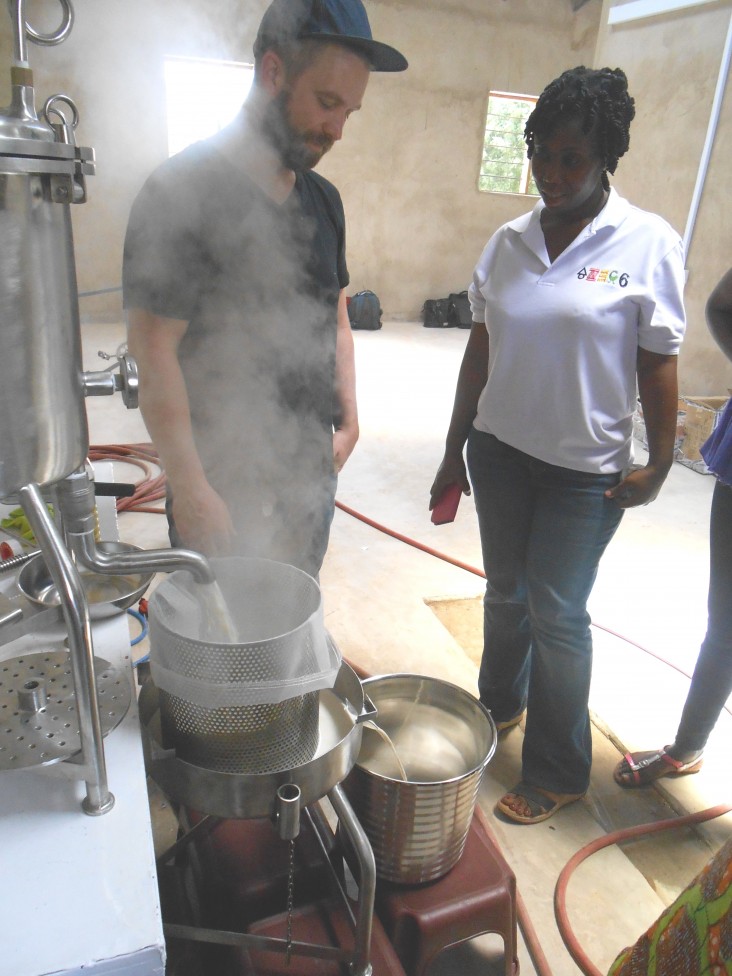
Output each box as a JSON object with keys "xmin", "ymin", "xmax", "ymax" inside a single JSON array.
[
  {"xmin": 595, "ymin": 0, "xmax": 732, "ymax": 395},
  {"xmin": 317, "ymin": 0, "xmax": 601, "ymax": 313},
  {"xmin": 0, "ymin": 0, "xmax": 598, "ymax": 325},
  {"xmin": 7, "ymin": 1, "xmax": 729, "ymax": 393}
]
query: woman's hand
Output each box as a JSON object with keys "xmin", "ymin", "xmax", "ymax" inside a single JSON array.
[
  {"xmin": 605, "ymin": 462, "xmax": 671, "ymax": 508},
  {"xmin": 429, "ymin": 452, "xmax": 471, "ymax": 511}
]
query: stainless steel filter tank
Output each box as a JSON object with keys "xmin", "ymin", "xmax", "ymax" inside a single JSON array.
[{"xmin": 0, "ymin": 19, "xmax": 94, "ymax": 498}]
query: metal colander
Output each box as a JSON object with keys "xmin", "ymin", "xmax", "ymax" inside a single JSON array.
[{"xmin": 148, "ymin": 557, "xmax": 340, "ymax": 774}]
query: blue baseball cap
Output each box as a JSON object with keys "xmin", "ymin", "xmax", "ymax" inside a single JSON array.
[{"xmin": 254, "ymin": 0, "xmax": 408, "ymax": 72}]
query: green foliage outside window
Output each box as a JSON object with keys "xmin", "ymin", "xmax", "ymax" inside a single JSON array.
[{"xmin": 479, "ymin": 93, "xmax": 538, "ymax": 196}]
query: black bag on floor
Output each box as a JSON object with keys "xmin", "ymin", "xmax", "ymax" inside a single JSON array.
[
  {"xmin": 348, "ymin": 290, "xmax": 382, "ymax": 330},
  {"xmin": 447, "ymin": 291, "xmax": 472, "ymax": 329},
  {"xmin": 422, "ymin": 298, "xmax": 450, "ymax": 328}
]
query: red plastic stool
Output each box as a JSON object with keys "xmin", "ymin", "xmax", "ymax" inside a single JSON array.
[
  {"xmin": 187, "ymin": 804, "xmax": 338, "ymax": 928},
  {"xmin": 235, "ymin": 899, "xmax": 407, "ymax": 975},
  {"xmin": 374, "ymin": 807, "xmax": 519, "ymax": 976}
]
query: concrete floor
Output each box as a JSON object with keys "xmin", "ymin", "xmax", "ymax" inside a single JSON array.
[{"xmin": 83, "ymin": 318, "xmax": 732, "ymax": 976}]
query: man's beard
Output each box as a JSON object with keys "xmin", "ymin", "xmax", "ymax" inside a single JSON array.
[{"xmin": 261, "ymin": 90, "xmax": 333, "ymax": 172}]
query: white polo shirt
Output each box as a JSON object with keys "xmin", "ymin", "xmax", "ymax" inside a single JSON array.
[{"xmin": 469, "ymin": 189, "xmax": 686, "ymax": 473}]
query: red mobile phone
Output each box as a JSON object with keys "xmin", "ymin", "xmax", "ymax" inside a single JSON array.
[{"xmin": 431, "ymin": 483, "xmax": 462, "ymax": 525}]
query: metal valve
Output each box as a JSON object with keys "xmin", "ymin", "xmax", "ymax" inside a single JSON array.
[
  {"xmin": 114, "ymin": 353, "xmax": 139, "ymax": 409},
  {"xmin": 82, "ymin": 351, "xmax": 139, "ymax": 409}
]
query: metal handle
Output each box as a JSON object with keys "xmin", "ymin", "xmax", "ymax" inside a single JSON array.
[
  {"xmin": 42, "ymin": 93, "xmax": 79, "ymax": 145},
  {"xmin": 23, "ymin": 0, "xmax": 73, "ymax": 46},
  {"xmin": 8, "ymin": 0, "xmax": 74, "ymax": 65}
]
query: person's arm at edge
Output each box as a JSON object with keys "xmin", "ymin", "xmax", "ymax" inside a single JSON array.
[
  {"xmin": 605, "ymin": 348, "xmax": 679, "ymax": 508},
  {"xmin": 332, "ymin": 288, "xmax": 359, "ymax": 473},
  {"xmin": 706, "ymin": 268, "xmax": 732, "ymax": 363},
  {"xmin": 127, "ymin": 307, "xmax": 235, "ymax": 553},
  {"xmin": 429, "ymin": 320, "xmax": 490, "ymax": 507}
]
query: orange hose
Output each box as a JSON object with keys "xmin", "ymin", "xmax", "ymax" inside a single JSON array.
[
  {"xmin": 334, "ymin": 500, "xmax": 731, "ymax": 718},
  {"xmin": 89, "ymin": 443, "xmax": 166, "ymax": 514},
  {"xmin": 94, "ymin": 453, "xmax": 731, "ymax": 971},
  {"xmin": 554, "ymin": 803, "xmax": 732, "ymax": 976}
]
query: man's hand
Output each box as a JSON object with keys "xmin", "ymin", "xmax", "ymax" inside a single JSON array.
[{"xmin": 172, "ymin": 481, "xmax": 236, "ymax": 556}]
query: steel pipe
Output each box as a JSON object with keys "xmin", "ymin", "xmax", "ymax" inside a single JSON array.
[{"xmin": 17, "ymin": 482, "xmax": 114, "ymax": 815}]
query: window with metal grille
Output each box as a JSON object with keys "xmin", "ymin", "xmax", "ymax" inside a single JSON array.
[{"xmin": 479, "ymin": 91, "xmax": 538, "ymax": 196}]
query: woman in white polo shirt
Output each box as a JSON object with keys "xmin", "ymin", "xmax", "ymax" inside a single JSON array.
[{"xmin": 430, "ymin": 66, "xmax": 686, "ymax": 824}]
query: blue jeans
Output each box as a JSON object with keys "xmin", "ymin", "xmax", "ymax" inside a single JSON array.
[
  {"xmin": 674, "ymin": 479, "xmax": 732, "ymax": 752},
  {"xmin": 467, "ymin": 429, "xmax": 624, "ymax": 794}
]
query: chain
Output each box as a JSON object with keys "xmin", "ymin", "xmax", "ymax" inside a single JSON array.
[{"xmin": 285, "ymin": 837, "xmax": 295, "ymax": 964}]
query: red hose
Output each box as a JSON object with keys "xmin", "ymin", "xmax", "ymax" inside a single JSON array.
[
  {"xmin": 554, "ymin": 803, "xmax": 732, "ymax": 976},
  {"xmin": 94, "ymin": 450, "xmax": 731, "ymax": 971},
  {"xmin": 89, "ymin": 443, "xmax": 166, "ymax": 514},
  {"xmin": 334, "ymin": 499, "xmax": 731, "ymax": 718},
  {"xmin": 474, "ymin": 805, "xmax": 556, "ymax": 976}
]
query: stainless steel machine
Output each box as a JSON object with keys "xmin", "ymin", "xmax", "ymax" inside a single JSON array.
[
  {"xmin": 0, "ymin": 0, "xmax": 212, "ymax": 816},
  {"xmin": 0, "ymin": 7, "xmax": 379, "ymax": 974}
]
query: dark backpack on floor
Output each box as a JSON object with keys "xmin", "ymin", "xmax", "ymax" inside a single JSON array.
[
  {"xmin": 447, "ymin": 291, "xmax": 472, "ymax": 329},
  {"xmin": 422, "ymin": 298, "xmax": 450, "ymax": 328},
  {"xmin": 348, "ymin": 290, "xmax": 382, "ymax": 330}
]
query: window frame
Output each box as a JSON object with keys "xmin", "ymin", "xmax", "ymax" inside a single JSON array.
[{"xmin": 479, "ymin": 90, "xmax": 538, "ymax": 197}]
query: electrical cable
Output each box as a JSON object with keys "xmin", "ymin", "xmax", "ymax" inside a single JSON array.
[{"xmin": 127, "ymin": 607, "xmax": 148, "ymax": 652}]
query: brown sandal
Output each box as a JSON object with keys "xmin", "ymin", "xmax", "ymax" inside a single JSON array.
[
  {"xmin": 613, "ymin": 748, "xmax": 704, "ymax": 789},
  {"xmin": 496, "ymin": 783, "xmax": 584, "ymax": 824}
]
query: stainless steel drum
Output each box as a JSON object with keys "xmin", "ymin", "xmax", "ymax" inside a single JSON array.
[
  {"xmin": 138, "ymin": 658, "xmax": 375, "ymax": 820},
  {"xmin": 0, "ymin": 87, "xmax": 93, "ymax": 497},
  {"xmin": 343, "ymin": 674, "xmax": 497, "ymax": 884}
]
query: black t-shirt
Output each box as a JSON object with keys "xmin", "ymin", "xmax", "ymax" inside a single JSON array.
[{"xmin": 122, "ymin": 134, "xmax": 349, "ymax": 566}]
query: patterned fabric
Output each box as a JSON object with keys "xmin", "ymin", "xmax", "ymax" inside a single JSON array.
[{"xmin": 608, "ymin": 838, "xmax": 732, "ymax": 976}]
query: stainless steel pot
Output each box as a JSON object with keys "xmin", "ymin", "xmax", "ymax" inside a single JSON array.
[
  {"xmin": 343, "ymin": 674, "xmax": 497, "ymax": 884},
  {"xmin": 17, "ymin": 541, "xmax": 153, "ymax": 618},
  {"xmin": 138, "ymin": 658, "xmax": 375, "ymax": 820}
]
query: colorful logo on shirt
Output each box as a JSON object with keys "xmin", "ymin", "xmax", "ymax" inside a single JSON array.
[{"xmin": 577, "ymin": 267, "xmax": 629, "ymax": 287}]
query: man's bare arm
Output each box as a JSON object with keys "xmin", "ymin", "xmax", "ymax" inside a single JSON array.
[
  {"xmin": 332, "ymin": 288, "xmax": 359, "ymax": 473},
  {"xmin": 127, "ymin": 307, "xmax": 234, "ymax": 554}
]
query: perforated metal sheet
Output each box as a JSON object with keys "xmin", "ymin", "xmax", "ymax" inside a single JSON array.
[
  {"xmin": 158, "ymin": 688, "xmax": 319, "ymax": 773},
  {"xmin": 0, "ymin": 649, "xmax": 131, "ymax": 770},
  {"xmin": 148, "ymin": 558, "xmax": 340, "ymax": 709}
]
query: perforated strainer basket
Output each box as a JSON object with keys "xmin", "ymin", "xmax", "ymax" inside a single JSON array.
[{"xmin": 147, "ymin": 557, "xmax": 341, "ymax": 774}]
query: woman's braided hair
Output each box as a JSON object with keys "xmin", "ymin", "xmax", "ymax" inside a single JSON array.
[{"xmin": 524, "ymin": 67, "xmax": 636, "ymax": 189}]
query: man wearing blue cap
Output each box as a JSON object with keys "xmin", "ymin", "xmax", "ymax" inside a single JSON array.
[{"xmin": 124, "ymin": 0, "xmax": 406, "ymax": 575}]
